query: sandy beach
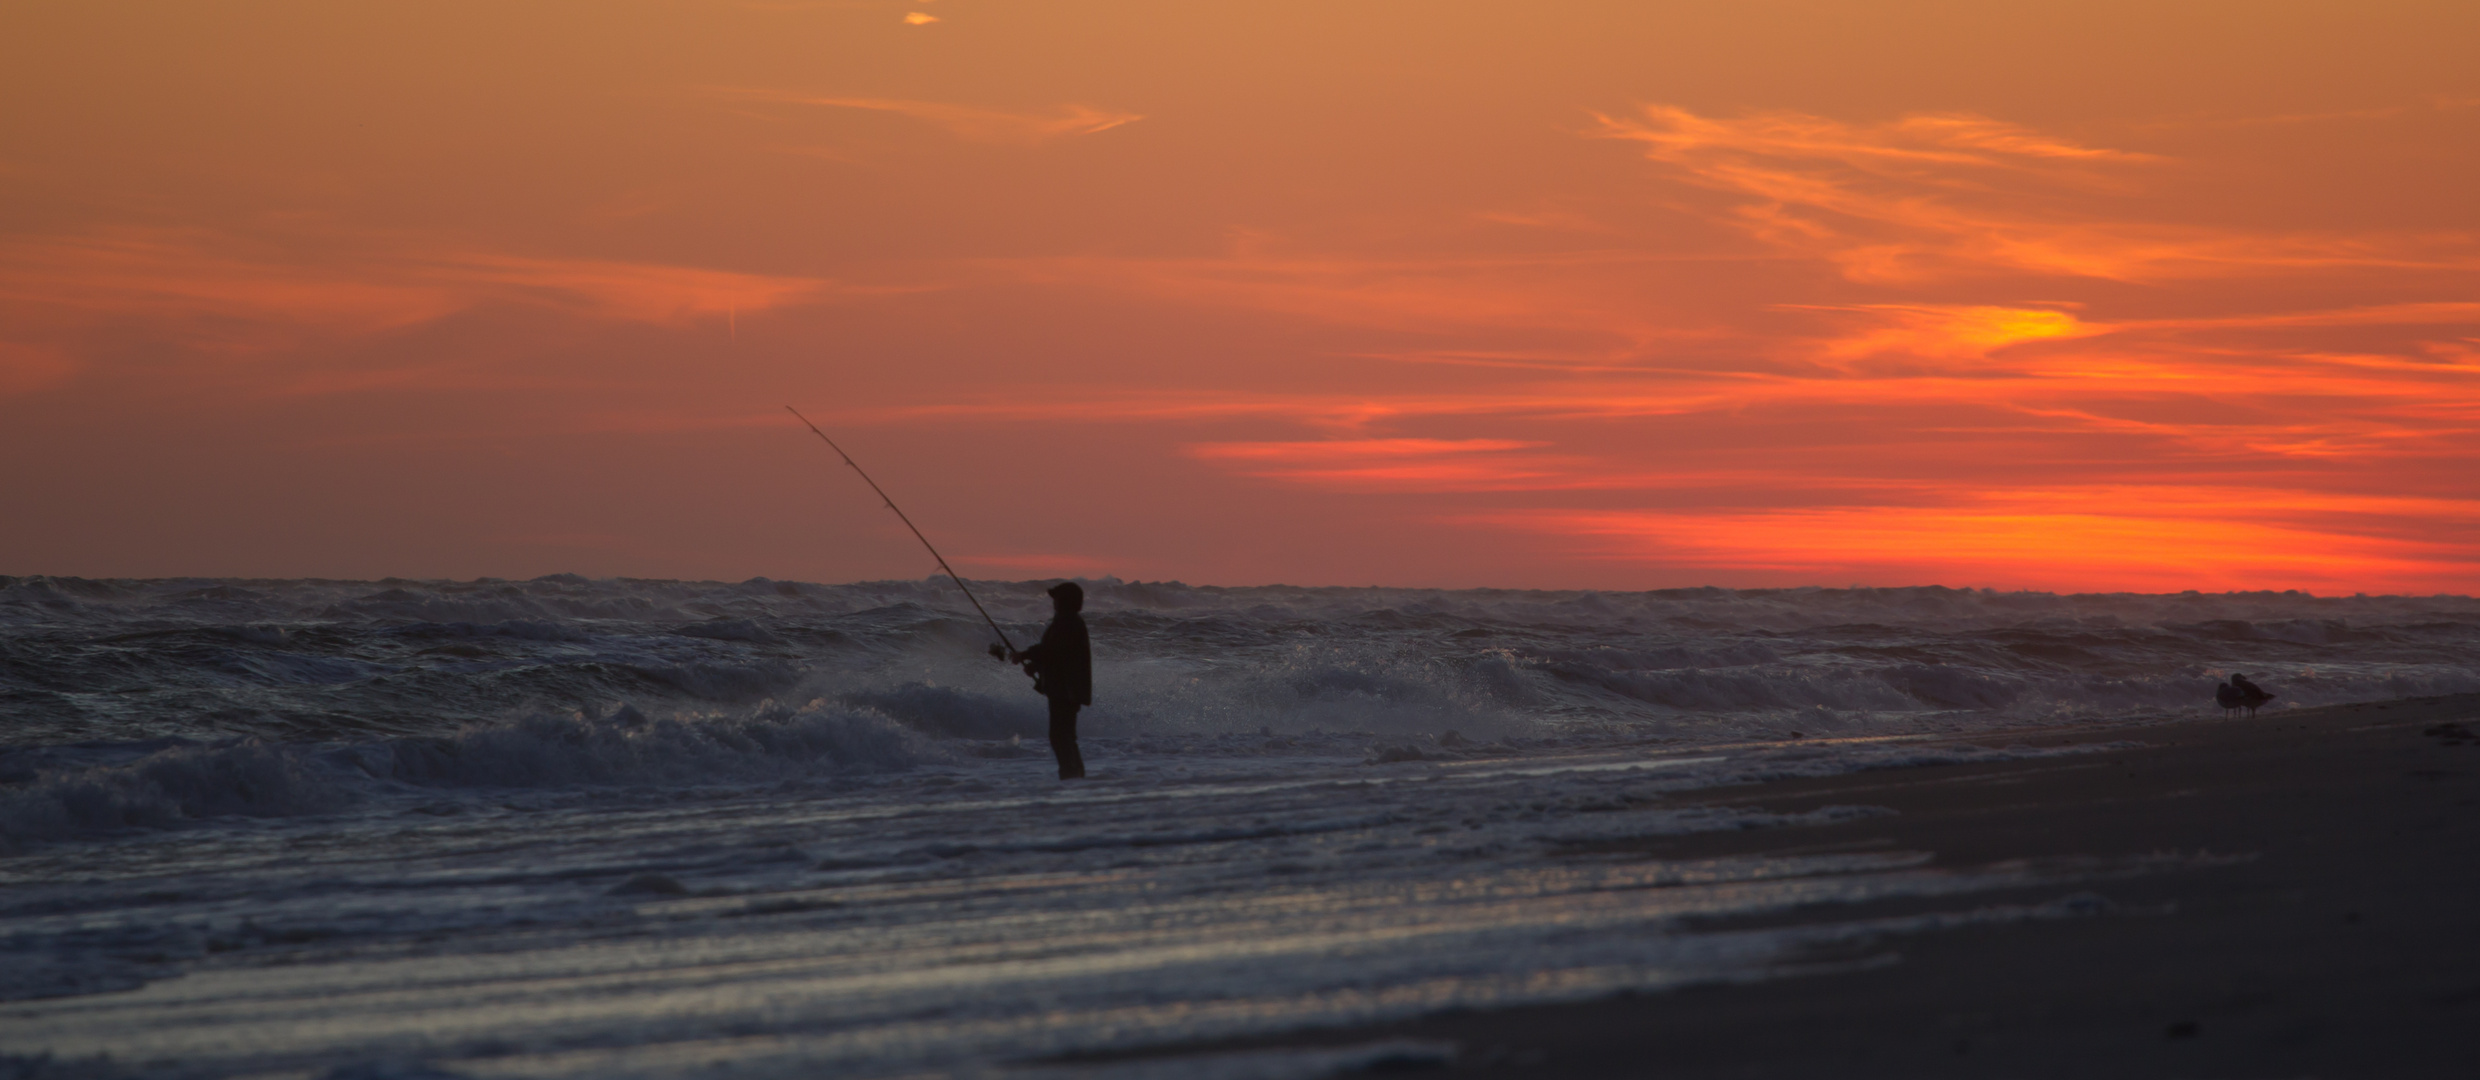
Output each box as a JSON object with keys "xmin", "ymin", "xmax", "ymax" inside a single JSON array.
[{"xmin": 1073, "ymin": 693, "xmax": 2480, "ymax": 1078}]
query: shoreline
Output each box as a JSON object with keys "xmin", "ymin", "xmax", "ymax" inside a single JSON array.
[{"xmin": 1056, "ymin": 693, "xmax": 2480, "ymax": 1077}]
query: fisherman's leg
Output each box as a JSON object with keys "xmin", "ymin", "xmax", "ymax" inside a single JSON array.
[
  {"xmin": 1049, "ymin": 696, "xmax": 1084, "ymax": 780},
  {"xmin": 1064, "ymin": 704, "xmax": 1085, "ymax": 778}
]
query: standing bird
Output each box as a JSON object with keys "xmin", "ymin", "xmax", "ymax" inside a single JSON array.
[
  {"xmin": 2214, "ymin": 679, "xmax": 2245, "ymax": 717},
  {"xmin": 2231, "ymin": 673, "xmax": 2275, "ymax": 717}
]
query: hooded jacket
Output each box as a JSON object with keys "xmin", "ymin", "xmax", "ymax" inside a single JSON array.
[{"xmin": 1022, "ymin": 612, "xmax": 1092, "ymax": 706}]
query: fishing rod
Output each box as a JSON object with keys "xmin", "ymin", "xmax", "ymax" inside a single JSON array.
[{"xmin": 785, "ymin": 406, "xmax": 1018, "ymax": 655}]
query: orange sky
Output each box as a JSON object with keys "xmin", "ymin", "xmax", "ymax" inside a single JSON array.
[{"xmin": 3, "ymin": 0, "xmax": 2476, "ymax": 592}]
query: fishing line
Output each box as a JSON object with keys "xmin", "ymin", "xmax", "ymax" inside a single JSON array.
[{"xmin": 786, "ymin": 406, "xmax": 1017, "ymax": 653}]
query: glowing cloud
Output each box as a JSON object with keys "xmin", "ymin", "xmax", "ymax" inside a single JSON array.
[
  {"xmin": 1481, "ymin": 487, "xmax": 2480, "ymax": 594},
  {"xmin": 1800, "ymin": 304, "xmax": 2103, "ymax": 366}
]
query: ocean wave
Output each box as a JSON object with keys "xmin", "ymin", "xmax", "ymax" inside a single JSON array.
[
  {"xmin": 838, "ymin": 685, "xmax": 1045, "ymax": 740},
  {"xmin": 0, "ymin": 740, "xmax": 352, "ymax": 851},
  {"xmin": 0, "ymin": 704, "xmax": 949, "ymax": 852},
  {"xmin": 6, "ymin": 574, "xmax": 2480, "ymax": 753}
]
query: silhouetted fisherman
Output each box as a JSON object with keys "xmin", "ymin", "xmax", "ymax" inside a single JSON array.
[
  {"xmin": 2231, "ymin": 673, "xmax": 2275, "ymax": 717},
  {"xmin": 997, "ymin": 582, "xmax": 1091, "ymax": 779}
]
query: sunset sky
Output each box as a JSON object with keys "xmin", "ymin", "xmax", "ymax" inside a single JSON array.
[{"xmin": 4, "ymin": 1, "xmax": 2476, "ymax": 592}]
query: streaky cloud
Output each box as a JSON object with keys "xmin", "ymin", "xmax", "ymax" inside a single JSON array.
[
  {"xmin": 1593, "ymin": 104, "xmax": 2480, "ymax": 284},
  {"xmin": 718, "ymin": 89, "xmax": 1141, "ymax": 144}
]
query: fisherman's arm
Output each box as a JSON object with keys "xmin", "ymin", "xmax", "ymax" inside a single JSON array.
[
  {"xmin": 996, "ymin": 624, "xmax": 1061, "ymax": 665},
  {"xmin": 992, "ymin": 642, "xmax": 1044, "ymax": 663}
]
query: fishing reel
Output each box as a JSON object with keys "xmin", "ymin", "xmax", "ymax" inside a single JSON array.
[{"xmin": 988, "ymin": 643, "xmax": 1011, "ymax": 661}]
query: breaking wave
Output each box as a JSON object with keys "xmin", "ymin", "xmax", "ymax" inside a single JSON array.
[{"xmin": 5, "ymin": 573, "xmax": 2480, "ymax": 849}]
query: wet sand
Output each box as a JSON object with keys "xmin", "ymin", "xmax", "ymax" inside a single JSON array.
[{"xmin": 1072, "ymin": 694, "xmax": 2480, "ymax": 1078}]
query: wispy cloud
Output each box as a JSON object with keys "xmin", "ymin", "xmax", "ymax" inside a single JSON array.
[
  {"xmin": 1597, "ymin": 107, "xmax": 2151, "ymax": 174},
  {"xmin": 0, "ymin": 230, "xmax": 463, "ymax": 337},
  {"xmin": 996, "ymin": 247, "xmax": 1736, "ymax": 353},
  {"xmin": 719, "ymin": 90, "xmax": 1141, "ymax": 144},
  {"xmin": 2129, "ymin": 301, "xmax": 2480, "ymax": 333},
  {"xmin": 423, "ymin": 250, "xmax": 842, "ymax": 324},
  {"xmin": 0, "ymin": 227, "xmax": 907, "ymax": 397},
  {"xmin": 1592, "ymin": 105, "xmax": 2476, "ymax": 283},
  {"xmin": 0, "ymin": 227, "xmax": 873, "ymax": 339},
  {"xmin": 1185, "ymin": 438, "xmax": 1573, "ymax": 491},
  {"xmin": 874, "ymin": 288, "xmax": 2480, "ymax": 444},
  {"xmin": 1793, "ymin": 304, "xmax": 2104, "ymax": 367}
]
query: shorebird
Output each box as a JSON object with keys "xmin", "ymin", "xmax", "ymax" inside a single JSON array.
[
  {"xmin": 2231, "ymin": 673, "xmax": 2275, "ymax": 717},
  {"xmin": 2215, "ymin": 679, "xmax": 2245, "ymax": 717}
]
